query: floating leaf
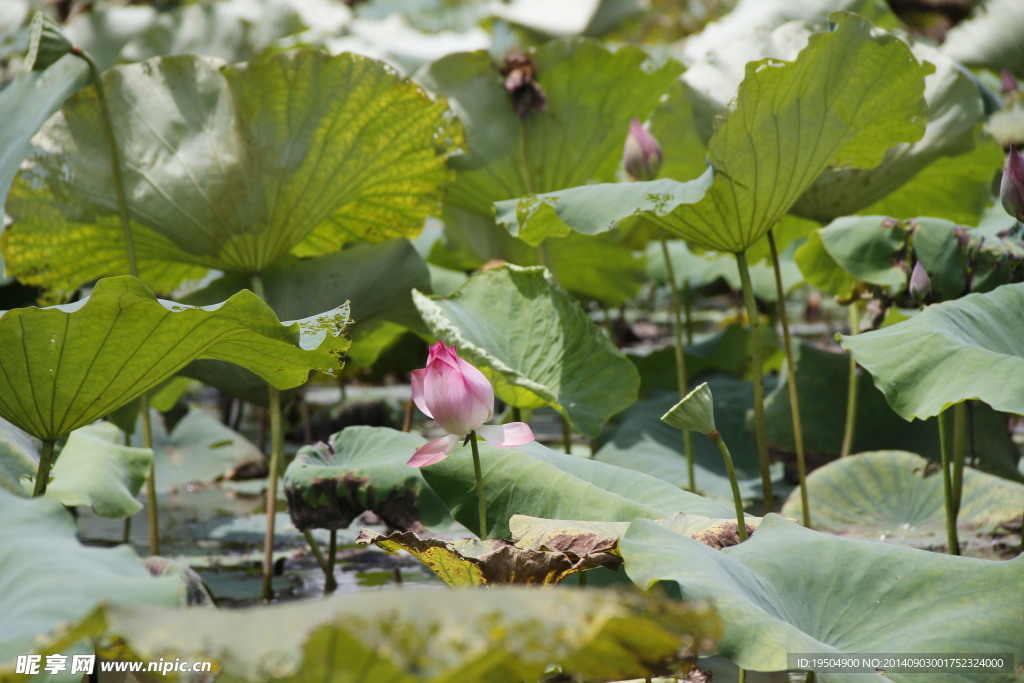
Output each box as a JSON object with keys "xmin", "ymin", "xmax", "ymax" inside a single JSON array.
[
  {"xmin": 780, "ymin": 451, "xmax": 1024, "ymax": 557},
  {"xmin": 0, "ymin": 488, "xmax": 181, "ymax": 668},
  {"xmin": 621, "ymin": 514, "xmax": 1024, "ymax": 678},
  {"xmin": 284, "ymin": 426, "xmax": 449, "ymax": 533},
  {"xmin": 0, "ymin": 276, "xmax": 349, "ymax": 441},
  {"xmin": 421, "ymin": 439, "xmax": 735, "ymax": 539},
  {"xmin": 44, "ymin": 587, "xmax": 718, "ymax": 683},
  {"xmin": 497, "ymin": 13, "xmax": 931, "ymax": 253},
  {"xmin": 2, "ymin": 49, "xmax": 461, "ymax": 297},
  {"xmin": 131, "ymin": 408, "xmax": 264, "ymax": 494},
  {"xmin": 413, "ymin": 265, "xmax": 639, "ymax": 437},
  {"xmin": 840, "ymin": 283, "xmax": 1024, "ymax": 420},
  {"xmin": 44, "ymin": 422, "xmax": 151, "ymax": 518},
  {"xmin": 356, "ymin": 527, "xmax": 619, "ymax": 586}
]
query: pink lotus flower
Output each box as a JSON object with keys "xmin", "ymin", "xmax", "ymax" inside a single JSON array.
[
  {"xmin": 408, "ymin": 341, "xmax": 535, "ymax": 467},
  {"xmin": 623, "ymin": 117, "xmax": 662, "ymax": 182}
]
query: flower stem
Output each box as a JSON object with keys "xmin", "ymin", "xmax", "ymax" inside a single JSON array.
[
  {"xmin": 952, "ymin": 401, "xmax": 967, "ymax": 519},
  {"xmin": 326, "ymin": 528, "xmax": 338, "ymax": 594},
  {"xmin": 560, "ymin": 414, "xmax": 572, "ymax": 455},
  {"xmin": 938, "ymin": 409, "xmax": 960, "ymax": 556},
  {"xmin": 735, "ymin": 251, "xmax": 773, "ymax": 512},
  {"xmin": 768, "ymin": 230, "xmax": 808, "ymax": 526},
  {"xmin": 468, "ymin": 431, "xmax": 488, "ymax": 539},
  {"xmin": 710, "ymin": 431, "xmax": 747, "ymax": 542},
  {"xmin": 32, "ymin": 439, "xmax": 56, "ymax": 497},
  {"xmin": 840, "ymin": 301, "xmax": 862, "ymax": 458},
  {"xmin": 658, "ymin": 230, "xmax": 695, "ymax": 492},
  {"xmin": 262, "ymin": 385, "xmax": 284, "ymax": 601}
]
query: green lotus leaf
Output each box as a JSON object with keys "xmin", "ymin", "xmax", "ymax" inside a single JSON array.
[
  {"xmin": 356, "ymin": 527, "xmax": 620, "ymax": 586},
  {"xmin": 763, "ymin": 343, "xmax": 1021, "ymax": 481},
  {"xmin": 497, "ymin": 13, "xmax": 931, "ymax": 253},
  {"xmin": 412, "ymin": 265, "xmax": 639, "ymax": 437},
  {"xmin": 186, "ymin": 240, "xmax": 431, "ymax": 367},
  {"xmin": 840, "ymin": 283, "xmax": 1024, "ymax": 420},
  {"xmin": 2, "ymin": 49, "xmax": 461, "ymax": 298},
  {"xmin": 283, "ymin": 426, "xmax": 449, "ymax": 533},
  {"xmin": 417, "ymin": 37, "xmax": 683, "ymax": 221},
  {"xmin": 36, "ymin": 587, "xmax": 718, "ymax": 683},
  {"xmin": 792, "ymin": 42, "xmax": 990, "ymax": 223},
  {"xmin": 620, "ymin": 514, "xmax": 1024, "ymax": 680},
  {"xmin": 0, "ymin": 488, "xmax": 181, "ymax": 669},
  {"xmin": 794, "ymin": 215, "xmax": 907, "ymax": 297},
  {"xmin": 0, "ymin": 275, "xmax": 349, "ymax": 441},
  {"xmin": 0, "ymin": 418, "xmax": 37, "ymax": 497},
  {"xmin": 780, "ymin": 451, "xmax": 1024, "ymax": 557},
  {"xmin": 130, "ymin": 408, "xmax": 264, "ymax": 494},
  {"xmin": 421, "ymin": 439, "xmax": 735, "ymax": 539},
  {"xmin": 44, "ymin": 421, "xmax": 151, "ymax": 518}
]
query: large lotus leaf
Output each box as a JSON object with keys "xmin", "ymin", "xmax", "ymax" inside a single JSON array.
[
  {"xmin": 595, "ymin": 382, "xmax": 782, "ymax": 503},
  {"xmin": 792, "ymin": 42, "xmax": 989, "ymax": 223},
  {"xmin": 283, "ymin": 426, "xmax": 449, "ymax": 532},
  {"xmin": 840, "ymin": 283, "xmax": 1024, "ymax": 420},
  {"xmin": 185, "ymin": 239, "xmax": 431, "ymax": 365},
  {"xmin": 497, "ymin": 14, "xmax": 931, "ymax": 253},
  {"xmin": 2, "ymin": 49, "xmax": 461, "ymax": 297},
  {"xmin": 0, "ymin": 59, "xmax": 86, "ymax": 210},
  {"xmin": 417, "ymin": 38, "xmax": 683, "ymax": 220},
  {"xmin": 763, "ymin": 343, "xmax": 1021, "ymax": 481},
  {"xmin": 356, "ymin": 528, "xmax": 619, "ymax": 586},
  {"xmin": 129, "ymin": 408, "xmax": 264, "ymax": 494},
  {"xmin": 621, "ymin": 514, "xmax": 1024, "ymax": 681},
  {"xmin": 44, "ymin": 422, "xmax": 151, "ymax": 518},
  {"xmin": 412, "ymin": 265, "xmax": 639, "ymax": 437},
  {"xmin": 421, "ymin": 439, "xmax": 735, "ymax": 539},
  {"xmin": 941, "ymin": 0, "xmax": 1024, "ymax": 73},
  {"xmin": 42, "ymin": 587, "xmax": 718, "ymax": 683},
  {"xmin": 0, "ymin": 488, "xmax": 181, "ymax": 668},
  {"xmin": 780, "ymin": 451, "xmax": 1024, "ymax": 557},
  {"xmin": 0, "ymin": 276, "xmax": 349, "ymax": 441},
  {"xmin": 0, "ymin": 418, "xmax": 37, "ymax": 497}
]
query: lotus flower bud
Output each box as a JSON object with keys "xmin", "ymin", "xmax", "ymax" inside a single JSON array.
[
  {"xmin": 909, "ymin": 260, "xmax": 932, "ymax": 303},
  {"xmin": 623, "ymin": 118, "xmax": 662, "ymax": 181},
  {"xmin": 1001, "ymin": 69, "xmax": 1019, "ymax": 95},
  {"xmin": 1000, "ymin": 145, "xmax": 1024, "ymax": 222}
]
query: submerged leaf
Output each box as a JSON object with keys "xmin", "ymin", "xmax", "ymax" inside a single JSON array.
[{"xmin": 0, "ymin": 276, "xmax": 349, "ymax": 441}]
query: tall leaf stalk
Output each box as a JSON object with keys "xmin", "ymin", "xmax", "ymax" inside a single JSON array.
[
  {"xmin": 658, "ymin": 231, "xmax": 695, "ymax": 492},
  {"xmin": 31, "ymin": 440, "xmax": 56, "ymax": 497},
  {"xmin": 767, "ymin": 231, "xmax": 808, "ymax": 525},
  {"xmin": 937, "ymin": 410, "xmax": 961, "ymax": 555},
  {"xmin": 840, "ymin": 300, "xmax": 862, "ymax": 458},
  {"xmin": 74, "ymin": 46, "xmax": 160, "ymax": 554},
  {"xmin": 735, "ymin": 252, "xmax": 773, "ymax": 511}
]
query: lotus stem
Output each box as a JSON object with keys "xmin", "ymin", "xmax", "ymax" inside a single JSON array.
[
  {"xmin": 768, "ymin": 230, "xmax": 808, "ymax": 526},
  {"xmin": 658, "ymin": 230, "xmax": 695, "ymax": 492},
  {"xmin": 734, "ymin": 251, "xmax": 773, "ymax": 512},
  {"xmin": 468, "ymin": 430, "xmax": 488, "ymax": 539},
  {"xmin": 840, "ymin": 301, "xmax": 862, "ymax": 458},
  {"xmin": 560, "ymin": 414, "xmax": 572, "ymax": 455},
  {"xmin": 302, "ymin": 530, "xmax": 330, "ymax": 574},
  {"xmin": 683, "ymin": 280, "xmax": 694, "ymax": 345},
  {"xmin": 326, "ymin": 529, "xmax": 338, "ymax": 595},
  {"xmin": 938, "ymin": 409, "xmax": 961, "ymax": 556},
  {"xmin": 709, "ymin": 430, "xmax": 747, "ymax": 542},
  {"xmin": 32, "ymin": 439, "xmax": 56, "ymax": 497},
  {"xmin": 952, "ymin": 401, "xmax": 967, "ymax": 518},
  {"xmin": 76, "ymin": 46, "xmax": 161, "ymax": 553},
  {"xmin": 262, "ymin": 384, "xmax": 284, "ymax": 601}
]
